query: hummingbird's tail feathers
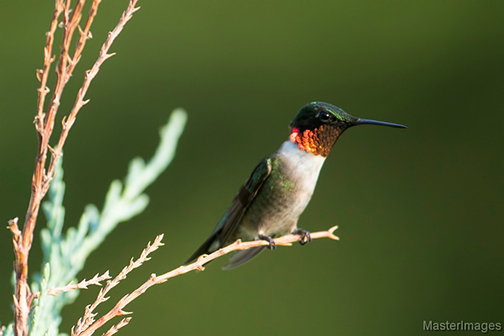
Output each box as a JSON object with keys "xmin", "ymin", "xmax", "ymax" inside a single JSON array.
[
  {"xmin": 185, "ymin": 231, "xmax": 221, "ymax": 265},
  {"xmin": 222, "ymin": 246, "xmax": 266, "ymax": 270}
]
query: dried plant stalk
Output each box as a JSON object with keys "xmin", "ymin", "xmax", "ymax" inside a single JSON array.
[
  {"xmin": 47, "ymin": 272, "xmax": 111, "ymax": 296},
  {"xmin": 75, "ymin": 227, "xmax": 339, "ymax": 336},
  {"xmin": 67, "ymin": 0, "xmax": 102, "ymax": 76},
  {"xmin": 9, "ymin": 1, "xmax": 141, "ymax": 335},
  {"xmin": 12, "ymin": 2, "xmax": 66, "ymax": 334},
  {"xmin": 47, "ymin": 0, "xmax": 140, "ymax": 181},
  {"xmin": 102, "ymin": 318, "xmax": 132, "ymax": 336},
  {"xmin": 72, "ymin": 235, "xmax": 164, "ymax": 336},
  {"xmin": 35, "ymin": 0, "xmax": 64, "ymax": 128}
]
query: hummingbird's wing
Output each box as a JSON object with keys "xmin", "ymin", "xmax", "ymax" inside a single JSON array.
[
  {"xmin": 219, "ymin": 157, "xmax": 272, "ymax": 245},
  {"xmin": 223, "ymin": 245, "xmax": 265, "ymax": 270},
  {"xmin": 186, "ymin": 157, "xmax": 272, "ymax": 264}
]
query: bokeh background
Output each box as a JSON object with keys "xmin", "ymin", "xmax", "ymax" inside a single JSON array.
[{"xmin": 1, "ymin": 1, "xmax": 503, "ymax": 335}]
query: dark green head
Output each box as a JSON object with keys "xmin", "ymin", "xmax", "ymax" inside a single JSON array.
[
  {"xmin": 288, "ymin": 102, "xmax": 406, "ymax": 156},
  {"xmin": 290, "ymin": 101, "xmax": 406, "ymax": 133}
]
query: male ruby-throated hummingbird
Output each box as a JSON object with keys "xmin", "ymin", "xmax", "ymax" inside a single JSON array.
[{"xmin": 187, "ymin": 102, "xmax": 406, "ymax": 269}]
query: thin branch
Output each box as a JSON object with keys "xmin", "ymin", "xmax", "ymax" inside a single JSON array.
[
  {"xmin": 11, "ymin": 0, "xmax": 141, "ymax": 335},
  {"xmin": 160, "ymin": 225, "xmax": 339, "ymax": 277},
  {"xmin": 41, "ymin": 0, "xmax": 87, "ymax": 187},
  {"xmin": 102, "ymin": 318, "xmax": 131, "ymax": 336},
  {"xmin": 67, "ymin": 0, "xmax": 102, "ymax": 77},
  {"xmin": 8, "ymin": 215, "xmax": 30, "ymax": 336},
  {"xmin": 13, "ymin": 1, "xmax": 89, "ymax": 333},
  {"xmin": 72, "ymin": 234, "xmax": 163, "ymax": 336},
  {"xmin": 13, "ymin": 1, "xmax": 65, "ymax": 331},
  {"xmin": 46, "ymin": 0, "xmax": 141, "ymax": 184},
  {"xmin": 76, "ymin": 227, "xmax": 339, "ymax": 336},
  {"xmin": 47, "ymin": 271, "xmax": 111, "ymax": 296},
  {"xmin": 36, "ymin": 0, "xmax": 87, "ymax": 198},
  {"xmin": 35, "ymin": 0, "xmax": 65, "ymax": 132}
]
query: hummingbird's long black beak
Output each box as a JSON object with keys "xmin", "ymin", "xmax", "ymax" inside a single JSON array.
[{"xmin": 356, "ymin": 118, "xmax": 407, "ymax": 129}]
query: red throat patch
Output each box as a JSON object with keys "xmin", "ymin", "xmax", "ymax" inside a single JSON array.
[{"xmin": 289, "ymin": 126, "xmax": 340, "ymax": 156}]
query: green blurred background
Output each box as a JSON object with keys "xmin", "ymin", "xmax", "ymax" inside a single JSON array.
[{"xmin": 1, "ymin": 1, "xmax": 503, "ymax": 335}]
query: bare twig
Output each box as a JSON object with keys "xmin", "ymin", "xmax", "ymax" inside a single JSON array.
[
  {"xmin": 102, "ymin": 318, "xmax": 131, "ymax": 336},
  {"xmin": 72, "ymin": 234, "xmax": 163, "ymax": 336},
  {"xmin": 76, "ymin": 226, "xmax": 339, "ymax": 336},
  {"xmin": 41, "ymin": 0, "xmax": 86, "ymax": 188},
  {"xmin": 9, "ymin": 215, "xmax": 31, "ymax": 336},
  {"xmin": 10, "ymin": 1, "xmax": 141, "ymax": 335},
  {"xmin": 35, "ymin": 0, "xmax": 65, "ymax": 132},
  {"xmin": 46, "ymin": 0, "xmax": 141, "ymax": 183},
  {"xmin": 47, "ymin": 272, "xmax": 111, "ymax": 296},
  {"xmin": 13, "ymin": 0, "xmax": 89, "ymax": 332},
  {"xmin": 158, "ymin": 225, "xmax": 338, "ymax": 277},
  {"xmin": 67, "ymin": 0, "xmax": 102, "ymax": 77},
  {"xmin": 12, "ymin": 3, "xmax": 66, "ymax": 336}
]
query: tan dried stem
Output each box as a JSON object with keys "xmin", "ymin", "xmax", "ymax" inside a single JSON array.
[
  {"xmin": 67, "ymin": 0, "xmax": 102, "ymax": 76},
  {"xmin": 76, "ymin": 226, "xmax": 339, "ymax": 336},
  {"xmin": 9, "ymin": 217, "xmax": 30, "ymax": 336},
  {"xmin": 47, "ymin": 271, "xmax": 111, "ymax": 296},
  {"xmin": 37, "ymin": 0, "xmax": 87, "ymax": 190},
  {"xmin": 35, "ymin": 0, "xmax": 64, "ymax": 131},
  {"xmin": 11, "ymin": 0, "xmax": 140, "ymax": 335},
  {"xmin": 16, "ymin": 2, "xmax": 65, "ymax": 331},
  {"xmin": 15, "ymin": 2, "xmax": 89, "ymax": 333},
  {"xmin": 72, "ymin": 234, "xmax": 163, "ymax": 336},
  {"xmin": 41, "ymin": 0, "xmax": 87, "ymax": 184},
  {"xmin": 102, "ymin": 317, "xmax": 131, "ymax": 336},
  {"xmin": 46, "ymin": 0, "xmax": 140, "ymax": 183}
]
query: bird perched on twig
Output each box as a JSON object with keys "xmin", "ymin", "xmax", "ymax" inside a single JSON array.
[{"xmin": 187, "ymin": 102, "xmax": 406, "ymax": 269}]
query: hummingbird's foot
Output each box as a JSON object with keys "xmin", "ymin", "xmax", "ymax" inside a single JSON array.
[
  {"xmin": 293, "ymin": 229, "xmax": 312, "ymax": 245},
  {"xmin": 258, "ymin": 234, "xmax": 276, "ymax": 250}
]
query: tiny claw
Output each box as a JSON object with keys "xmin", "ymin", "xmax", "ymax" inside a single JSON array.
[
  {"xmin": 258, "ymin": 235, "xmax": 276, "ymax": 250},
  {"xmin": 293, "ymin": 229, "xmax": 312, "ymax": 246}
]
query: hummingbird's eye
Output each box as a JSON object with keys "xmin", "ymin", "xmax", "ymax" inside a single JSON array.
[{"xmin": 317, "ymin": 111, "xmax": 331, "ymax": 122}]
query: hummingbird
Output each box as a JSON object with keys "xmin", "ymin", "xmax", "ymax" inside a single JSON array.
[{"xmin": 187, "ymin": 102, "xmax": 406, "ymax": 269}]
